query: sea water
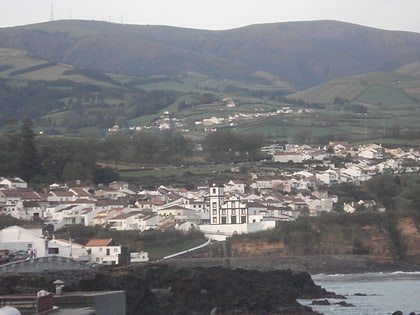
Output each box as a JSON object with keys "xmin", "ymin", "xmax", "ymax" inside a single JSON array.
[{"xmin": 299, "ymin": 272, "xmax": 420, "ymax": 315}]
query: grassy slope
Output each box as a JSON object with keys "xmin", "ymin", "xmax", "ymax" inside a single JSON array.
[
  {"xmin": 4, "ymin": 20, "xmax": 420, "ymax": 90},
  {"xmin": 0, "ymin": 48, "xmax": 118, "ymax": 87},
  {"xmin": 3, "ymin": 47, "xmax": 420, "ymax": 145}
]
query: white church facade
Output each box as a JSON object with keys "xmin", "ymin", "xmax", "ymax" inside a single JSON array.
[{"xmin": 199, "ymin": 184, "xmax": 275, "ymax": 241}]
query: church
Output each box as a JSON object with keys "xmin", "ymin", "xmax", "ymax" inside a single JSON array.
[
  {"xmin": 209, "ymin": 184, "xmax": 248, "ymax": 225},
  {"xmin": 199, "ymin": 184, "xmax": 275, "ymax": 241}
]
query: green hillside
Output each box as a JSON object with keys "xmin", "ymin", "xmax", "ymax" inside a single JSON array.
[
  {"xmin": 2, "ymin": 20, "xmax": 420, "ymax": 89},
  {"xmin": 2, "ymin": 46, "xmax": 420, "ymax": 145},
  {"xmin": 289, "ymin": 71, "xmax": 420, "ymax": 105}
]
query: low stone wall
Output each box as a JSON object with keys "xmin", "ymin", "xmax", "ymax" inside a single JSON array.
[
  {"xmin": 164, "ymin": 255, "xmax": 420, "ymax": 274},
  {"xmin": 0, "ymin": 256, "xmax": 92, "ymax": 274}
]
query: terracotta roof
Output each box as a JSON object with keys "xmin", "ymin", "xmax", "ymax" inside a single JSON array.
[
  {"xmin": 71, "ymin": 187, "xmax": 92, "ymax": 197},
  {"xmin": 23, "ymin": 201, "xmax": 40, "ymax": 208},
  {"xmin": 93, "ymin": 213, "xmax": 107, "ymax": 219},
  {"xmin": 85, "ymin": 239, "xmax": 113, "ymax": 247},
  {"xmin": 51, "ymin": 191, "xmax": 75, "ymax": 197},
  {"xmin": 0, "ymin": 190, "xmax": 22, "ymax": 197},
  {"xmin": 20, "ymin": 191, "xmax": 42, "ymax": 200},
  {"xmin": 109, "ymin": 211, "xmax": 142, "ymax": 221}
]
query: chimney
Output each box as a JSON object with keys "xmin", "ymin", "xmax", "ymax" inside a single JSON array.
[{"xmin": 53, "ymin": 280, "xmax": 65, "ymax": 296}]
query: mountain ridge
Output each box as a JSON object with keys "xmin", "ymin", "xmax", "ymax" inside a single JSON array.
[{"xmin": 1, "ymin": 19, "xmax": 420, "ymax": 89}]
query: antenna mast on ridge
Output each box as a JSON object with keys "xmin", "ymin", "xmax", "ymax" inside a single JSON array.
[{"xmin": 50, "ymin": 2, "xmax": 54, "ymax": 21}]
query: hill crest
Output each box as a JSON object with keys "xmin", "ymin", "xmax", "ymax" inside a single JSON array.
[{"xmin": 1, "ymin": 19, "xmax": 420, "ymax": 89}]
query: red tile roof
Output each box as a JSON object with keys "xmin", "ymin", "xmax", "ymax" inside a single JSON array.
[{"xmin": 85, "ymin": 239, "xmax": 113, "ymax": 247}]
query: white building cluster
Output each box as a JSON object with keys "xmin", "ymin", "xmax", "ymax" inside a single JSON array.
[{"xmin": 0, "ymin": 142, "xmax": 419, "ymax": 263}]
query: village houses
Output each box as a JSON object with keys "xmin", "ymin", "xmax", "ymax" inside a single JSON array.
[{"xmin": 1, "ymin": 142, "xmax": 420, "ymax": 262}]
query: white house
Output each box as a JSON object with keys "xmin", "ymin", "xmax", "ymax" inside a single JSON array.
[
  {"xmin": 84, "ymin": 238, "xmax": 122, "ymax": 265},
  {"xmin": 0, "ymin": 192, "xmax": 23, "ymax": 219},
  {"xmin": 134, "ymin": 214, "xmax": 159, "ymax": 231},
  {"xmin": 130, "ymin": 251, "xmax": 149, "ymax": 263},
  {"xmin": 158, "ymin": 206, "xmax": 202, "ymax": 224},
  {"xmin": 47, "ymin": 190, "xmax": 77, "ymax": 203},
  {"xmin": 47, "ymin": 238, "xmax": 88, "ymax": 261},
  {"xmin": 108, "ymin": 211, "xmax": 143, "ymax": 231},
  {"xmin": 358, "ymin": 144, "xmax": 384, "ymax": 160},
  {"xmin": 202, "ymin": 116, "xmax": 224, "ymax": 126},
  {"xmin": 0, "ymin": 225, "xmax": 46, "ymax": 257},
  {"xmin": 316, "ymin": 169, "xmax": 340, "ymax": 186},
  {"xmin": 273, "ymin": 152, "xmax": 304, "ymax": 163},
  {"xmin": 224, "ymin": 180, "xmax": 246, "ymax": 195},
  {"xmin": 0, "ymin": 177, "xmax": 28, "ymax": 189},
  {"xmin": 90, "ymin": 207, "xmax": 125, "ymax": 227}
]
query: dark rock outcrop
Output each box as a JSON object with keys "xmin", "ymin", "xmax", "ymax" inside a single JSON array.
[{"xmin": 0, "ymin": 263, "xmax": 336, "ymax": 315}]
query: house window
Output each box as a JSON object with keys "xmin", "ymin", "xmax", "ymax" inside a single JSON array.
[
  {"xmin": 106, "ymin": 249, "xmax": 110, "ymax": 256},
  {"xmin": 212, "ymin": 188, "xmax": 216, "ymax": 194},
  {"xmin": 241, "ymin": 209, "xmax": 247, "ymax": 215},
  {"xmin": 96, "ymin": 257, "xmax": 100, "ymax": 262},
  {"xmin": 231, "ymin": 216, "xmax": 237, "ymax": 224},
  {"xmin": 114, "ymin": 248, "xmax": 118, "ymax": 253},
  {"xmin": 212, "ymin": 202, "xmax": 217, "ymax": 209},
  {"xmin": 99, "ymin": 248, "xmax": 103, "ymax": 252},
  {"xmin": 222, "ymin": 210, "xmax": 226, "ymax": 216},
  {"xmin": 212, "ymin": 217, "xmax": 217, "ymax": 223},
  {"xmin": 213, "ymin": 209, "xmax": 217, "ymax": 215},
  {"xmin": 221, "ymin": 217, "xmax": 227, "ymax": 224},
  {"xmin": 48, "ymin": 248, "xmax": 59, "ymax": 254},
  {"xmin": 241, "ymin": 216, "xmax": 247, "ymax": 223}
]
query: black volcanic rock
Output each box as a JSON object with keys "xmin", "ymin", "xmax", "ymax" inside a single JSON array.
[{"xmin": 0, "ymin": 263, "xmax": 335, "ymax": 315}]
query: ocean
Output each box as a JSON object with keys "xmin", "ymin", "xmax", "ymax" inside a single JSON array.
[{"xmin": 299, "ymin": 272, "xmax": 420, "ymax": 315}]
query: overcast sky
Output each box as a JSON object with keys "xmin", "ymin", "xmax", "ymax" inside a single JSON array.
[{"xmin": 1, "ymin": 0, "xmax": 420, "ymax": 33}]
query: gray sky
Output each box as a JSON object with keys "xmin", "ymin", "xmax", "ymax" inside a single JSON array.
[{"xmin": 1, "ymin": 0, "xmax": 420, "ymax": 33}]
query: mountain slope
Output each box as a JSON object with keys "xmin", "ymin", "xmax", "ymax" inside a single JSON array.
[
  {"xmin": 288, "ymin": 70, "xmax": 420, "ymax": 105},
  {"xmin": 1, "ymin": 20, "xmax": 420, "ymax": 89}
]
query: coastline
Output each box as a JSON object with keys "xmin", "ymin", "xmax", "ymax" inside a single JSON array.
[{"xmin": 164, "ymin": 255, "xmax": 420, "ymax": 275}]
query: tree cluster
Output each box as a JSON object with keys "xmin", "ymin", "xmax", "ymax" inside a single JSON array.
[
  {"xmin": 329, "ymin": 173, "xmax": 420, "ymax": 212},
  {"xmin": 0, "ymin": 120, "xmax": 195, "ymax": 185},
  {"xmin": 203, "ymin": 130, "xmax": 266, "ymax": 163}
]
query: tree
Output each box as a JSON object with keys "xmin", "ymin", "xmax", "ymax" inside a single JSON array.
[
  {"xmin": 390, "ymin": 124, "xmax": 401, "ymax": 138},
  {"xmin": 16, "ymin": 119, "xmax": 39, "ymax": 181},
  {"xmin": 100, "ymin": 134, "xmax": 129, "ymax": 169},
  {"xmin": 203, "ymin": 130, "xmax": 265, "ymax": 163},
  {"xmin": 62, "ymin": 161, "xmax": 89, "ymax": 181},
  {"xmin": 0, "ymin": 120, "xmax": 20, "ymax": 175},
  {"xmin": 93, "ymin": 165, "xmax": 120, "ymax": 184}
]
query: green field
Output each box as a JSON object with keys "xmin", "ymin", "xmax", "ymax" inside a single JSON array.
[{"xmin": 2, "ymin": 46, "xmax": 420, "ymax": 145}]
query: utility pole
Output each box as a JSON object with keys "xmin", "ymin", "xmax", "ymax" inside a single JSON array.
[{"xmin": 50, "ymin": 2, "xmax": 54, "ymax": 21}]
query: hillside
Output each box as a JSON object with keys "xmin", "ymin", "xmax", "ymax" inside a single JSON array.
[
  {"xmin": 1, "ymin": 20, "xmax": 420, "ymax": 89},
  {"xmin": 289, "ymin": 70, "xmax": 420, "ymax": 104},
  {"xmin": 2, "ymin": 20, "xmax": 420, "ymax": 141}
]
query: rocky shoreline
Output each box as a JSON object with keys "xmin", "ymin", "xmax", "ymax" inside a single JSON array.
[
  {"xmin": 1, "ymin": 255, "xmax": 419, "ymax": 314},
  {"xmin": 165, "ymin": 254, "xmax": 420, "ymax": 275},
  {"xmin": 0, "ymin": 262, "xmax": 339, "ymax": 315}
]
